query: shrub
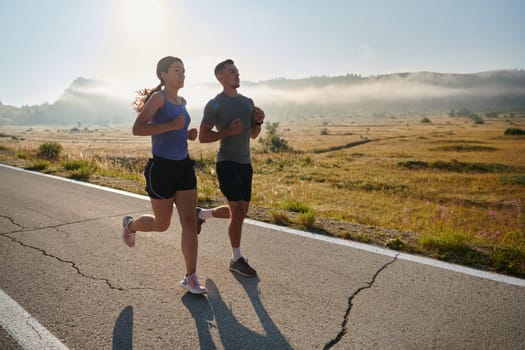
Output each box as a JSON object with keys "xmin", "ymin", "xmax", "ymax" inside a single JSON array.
[
  {"xmin": 504, "ymin": 128, "xmax": 525, "ymax": 135},
  {"xmin": 420, "ymin": 117, "xmax": 432, "ymax": 124},
  {"xmin": 386, "ymin": 237, "xmax": 406, "ymax": 250},
  {"xmin": 296, "ymin": 211, "xmax": 316, "ymax": 228},
  {"xmin": 471, "ymin": 115, "xmax": 484, "ymax": 124},
  {"xmin": 281, "ymin": 200, "xmax": 312, "ymax": 213},
  {"xmin": 258, "ymin": 122, "xmax": 292, "ymax": 153},
  {"xmin": 38, "ymin": 142, "xmax": 62, "ymax": 160}
]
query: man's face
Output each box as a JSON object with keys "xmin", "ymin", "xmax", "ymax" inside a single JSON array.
[{"xmin": 218, "ymin": 63, "xmax": 240, "ymax": 89}]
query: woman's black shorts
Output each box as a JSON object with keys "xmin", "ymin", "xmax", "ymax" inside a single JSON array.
[
  {"xmin": 216, "ymin": 161, "xmax": 253, "ymax": 202},
  {"xmin": 144, "ymin": 156, "xmax": 196, "ymax": 199}
]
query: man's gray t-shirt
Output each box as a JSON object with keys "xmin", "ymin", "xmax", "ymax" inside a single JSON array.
[{"xmin": 202, "ymin": 92, "xmax": 256, "ymax": 164}]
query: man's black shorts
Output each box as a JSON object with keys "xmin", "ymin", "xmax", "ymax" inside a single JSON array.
[
  {"xmin": 144, "ymin": 156, "xmax": 196, "ymax": 199},
  {"xmin": 216, "ymin": 161, "xmax": 253, "ymax": 202}
]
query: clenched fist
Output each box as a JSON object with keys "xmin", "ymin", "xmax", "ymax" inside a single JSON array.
[
  {"xmin": 228, "ymin": 118, "xmax": 243, "ymax": 136},
  {"xmin": 188, "ymin": 128, "xmax": 198, "ymax": 140}
]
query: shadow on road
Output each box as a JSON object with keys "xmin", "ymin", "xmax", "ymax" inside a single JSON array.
[
  {"xmin": 112, "ymin": 305, "xmax": 133, "ymax": 350},
  {"xmin": 182, "ymin": 276, "xmax": 292, "ymax": 349},
  {"xmin": 181, "ymin": 293, "xmax": 217, "ymax": 350}
]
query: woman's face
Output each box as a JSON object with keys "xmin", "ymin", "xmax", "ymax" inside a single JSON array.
[{"xmin": 162, "ymin": 61, "xmax": 185, "ymax": 89}]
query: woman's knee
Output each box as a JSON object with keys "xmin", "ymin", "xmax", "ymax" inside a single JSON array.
[
  {"xmin": 179, "ymin": 213, "xmax": 196, "ymax": 229},
  {"xmin": 155, "ymin": 219, "xmax": 171, "ymax": 232}
]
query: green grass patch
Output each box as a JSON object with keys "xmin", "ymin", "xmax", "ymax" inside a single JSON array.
[
  {"xmin": 25, "ymin": 160, "xmax": 50, "ymax": 171},
  {"xmin": 501, "ymin": 175, "xmax": 525, "ymax": 186},
  {"xmin": 280, "ymin": 200, "xmax": 313, "ymax": 213},
  {"xmin": 432, "ymin": 160, "xmax": 516, "ymax": 173},
  {"xmin": 62, "ymin": 160, "xmax": 98, "ymax": 180},
  {"xmin": 431, "ymin": 144, "xmax": 498, "ymax": 152},
  {"xmin": 351, "ymin": 232, "xmax": 371, "ymax": 243},
  {"xmin": 397, "ymin": 160, "xmax": 429, "ymax": 169},
  {"xmin": 359, "ymin": 181, "xmax": 409, "ymax": 195},
  {"xmin": 399, "ymin": 159, "xmax": 520, "ymax": 173},
  {"xmin": 269, "ymin": 210, "xmax": 290, "ymax": 225},
  {"xmin": 419, "ymin": 230, "xmax": 471, "ymax": 258},
  {"xmin": 295, "ymin": 211, "xmax": 316, "ymax": 228},
  {"xmin": 491, "ymin": 246, "xmax": 525, "ymax": 276}
]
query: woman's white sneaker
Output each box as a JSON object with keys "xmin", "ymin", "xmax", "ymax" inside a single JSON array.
[{"xmin": 180, "ymin": 273, "xmax": 207, "ymax": 294}]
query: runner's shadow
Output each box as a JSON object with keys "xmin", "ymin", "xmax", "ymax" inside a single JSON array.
[
  {"xmin": 206, "ymin": 277, "xmax": 292, "ymax": 350},
  {"xmin": 181, "ymin": 293, "xmax": 216, "ymax": 350},
  {"xmin": 112, "ymin": 305, "xmax": 133, "ymax": 350}
]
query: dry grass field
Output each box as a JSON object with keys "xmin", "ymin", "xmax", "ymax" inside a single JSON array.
[{"xmin": 1, "ymin": 113, "xmax": 524, "ymax": 276}]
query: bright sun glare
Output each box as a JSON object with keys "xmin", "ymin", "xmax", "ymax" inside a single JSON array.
[{"xmin": 118, "ymin": 1, "xmax": 167, "ymax": 43}]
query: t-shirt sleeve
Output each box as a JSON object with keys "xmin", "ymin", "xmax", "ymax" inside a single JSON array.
[
  {"xmin": 249, "ymin": 98, "xmax": 256, "ymax": 126},
  {"xmin": 202, "ymin": 99, "xmax": 219, "ymax": 126}
]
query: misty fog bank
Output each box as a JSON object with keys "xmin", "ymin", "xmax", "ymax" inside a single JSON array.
[{"xmin": 2, "ymin": 70, "xmax": 524, "ymax": 126}]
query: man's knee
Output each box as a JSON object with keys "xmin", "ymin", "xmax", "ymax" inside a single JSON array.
[{"xmin": 229, "ymin": 202, "xmax": 248, "ymax": 222}]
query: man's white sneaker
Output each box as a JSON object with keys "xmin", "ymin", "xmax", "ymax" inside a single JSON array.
[{"xmin": 196, "ymin": 207, "xmax": 205, "ymax": 234}]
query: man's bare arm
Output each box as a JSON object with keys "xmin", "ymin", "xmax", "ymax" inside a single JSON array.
[{"xmin": 199, "ymin": 119, "xmax": 243, "ymax": 143}]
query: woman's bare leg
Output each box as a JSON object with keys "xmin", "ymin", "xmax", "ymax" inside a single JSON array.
[
  {"xmin": 128, "ymin": 197, "xmax": 174, "ymax": 233},
  {"xmin": 175, "ymin": 189, "xmax": 198, "ymax": 275}
]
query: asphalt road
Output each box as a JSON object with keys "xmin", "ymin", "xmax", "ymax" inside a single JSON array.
[{"xmin": 1, "ymin": 164, "xmax": 524, "ymax": 349}]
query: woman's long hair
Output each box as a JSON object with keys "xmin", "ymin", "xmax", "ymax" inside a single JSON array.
[{"xmin": 133, "ymin": 56, "xmax": 183, "ymax": 113}]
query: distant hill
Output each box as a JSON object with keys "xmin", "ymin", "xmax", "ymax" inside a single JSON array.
[
  {"xmin": 248, "ymin": 70, "xmax": 525, "ymax": 118},
  {"xmin": 0, "ymin": 78, "xmax": 134, "ymax": 126},
  {"xmin": 1, "ymin": 70, "xmax": 524, "ymax": 126}
]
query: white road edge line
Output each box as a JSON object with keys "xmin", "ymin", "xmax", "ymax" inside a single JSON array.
[
  {"xmin": 2, "ymin": 163, "xmax": 524, "ymax": 289},
  {"xmin": 245, "ymin": 219, "xmax": 525, "ymax": 287},
  {"xmin": 0, "ymin": 289, "xmax": 69, "ymax": 350}
]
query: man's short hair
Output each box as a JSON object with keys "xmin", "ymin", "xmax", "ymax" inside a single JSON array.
[{"xmin": 215, "ymin": 59, "xmax": 234, "ymax": 77}]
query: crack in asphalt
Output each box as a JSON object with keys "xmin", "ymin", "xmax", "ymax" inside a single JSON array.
[
  {"xmin": 0, "ymin": 214, "xmax": 168, "ymax": 292},
  {"xmin": 0, "ymin": 214, "xmax": 24, "ymax": 230},
  {"xmin": 323, "ymin": 254, "xmax": 399, "ymax": 350}
]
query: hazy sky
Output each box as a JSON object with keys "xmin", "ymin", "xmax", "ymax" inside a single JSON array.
[{"xmin": 1, "ymin": 0, "xmax": 524, "ymax": 107}]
